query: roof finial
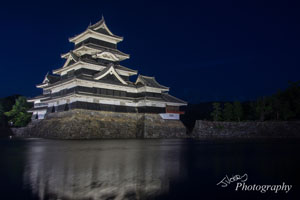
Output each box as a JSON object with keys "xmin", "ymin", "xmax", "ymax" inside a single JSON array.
[{"xmin": 101, "ymin": 14, "xmax": 105, "ymax": 22}]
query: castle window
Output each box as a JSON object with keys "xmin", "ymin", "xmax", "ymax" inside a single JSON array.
[
  {"xmin": 107, "ymin": 90, "xmax": 113, "ymax": 96},
  {"xmin": 120, "ymin": 91, "xmax": 126, "ymax": 97},
  {"xmin": 64, "ymin": 104, "xmax": 69, "ymax": 111},
  {"xmin": 114, "ymin": 90, "xmax": 120, "ymax": 96}
]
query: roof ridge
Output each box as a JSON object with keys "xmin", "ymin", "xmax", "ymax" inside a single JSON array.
[
  {"xmin": 88, "ymin": 16, "xmax": 105, "ymax": 30},
  {"xmin": 139, "ymin": 74, "xmax": 155, "ymax": 79},
  {"xmin": 115, "ymin": 65, "xmax": 137, "ymax": 72},
  {"xmin": 69, "ymin": 51, "xmax": 80, "ymax": 62},
  {"xmin": 163, "ymin": 93, "xmax": 187, "ymax": 104},
  {"xmin": 93, "ymin": 64, "xmax": 128, "ymax": 85},
  {"xmin": 83, "ymin": 43, "xmax": 129, "ymax": 56}
]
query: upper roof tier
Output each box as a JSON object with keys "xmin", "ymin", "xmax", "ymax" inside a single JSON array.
[
  {"xmin": 69, "ymin": 17, "xmax": 123, "ymax": 45},
  {"xmin": 65, "ymin": 43, "xmax": 129, "ymax": 61},
  {"xmin": 53, "ymin": 51, "xmax": 137, "ymax": 76},
  {"xmin": 36, "ymin": 73, "xmax": 60, "ymax": 88}
]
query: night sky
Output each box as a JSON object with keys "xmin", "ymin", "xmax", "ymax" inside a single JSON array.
[{"xmin": 0, "ymin": 0, "xmax": 299, "ymax": 103}]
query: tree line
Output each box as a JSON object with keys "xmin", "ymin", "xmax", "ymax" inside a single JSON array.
[{"xmin": 210, "ymin": 81, "xmax": 300, "ymax": 121}]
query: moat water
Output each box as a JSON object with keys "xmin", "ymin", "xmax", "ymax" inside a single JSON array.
[{"xmin": 0, "ymin": 138, "xmax": 299, "ymax": 200}]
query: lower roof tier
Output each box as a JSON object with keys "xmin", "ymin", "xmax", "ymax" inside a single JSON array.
[
  {"xmin": 30, "ymin": 101, "xmax": 175, "ymax": 114},
  {"xmin": 29, "ymin": 89, "xmax": 186, "ymax": 107}
]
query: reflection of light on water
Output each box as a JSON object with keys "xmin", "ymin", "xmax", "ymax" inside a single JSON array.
[{"xmin": 23, "ymin": 140, "xmax": 184, "ymax": 200}]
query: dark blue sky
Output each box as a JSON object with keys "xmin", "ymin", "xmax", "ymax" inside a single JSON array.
[{"xmin": 0, "ymin": 0, "xmax": 299, "ymax": 103}]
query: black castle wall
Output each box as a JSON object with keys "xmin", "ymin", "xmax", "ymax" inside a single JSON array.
[{"xmin": 47, "ymin": 101, "xmax": 166, "ymax": 114}]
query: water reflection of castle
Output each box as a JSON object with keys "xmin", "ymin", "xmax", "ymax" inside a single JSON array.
[{"xmin": 23, "ymin": 140, "xmax": 185, "ymax": 200}]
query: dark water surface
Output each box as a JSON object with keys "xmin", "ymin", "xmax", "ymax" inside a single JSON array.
[{"xmin": 0, "ymin": 138, "xmax": 299, "ymax": 200}]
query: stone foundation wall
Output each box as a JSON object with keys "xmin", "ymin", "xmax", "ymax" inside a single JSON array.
[
  {"xmin": 192, "ymin": 120, "xmax": 300, "ymax": 139},
  {"xmin": 13, "ymin": 109, "xmax": 187, "ymax": 139},
  {"xmin": 143, "ymin": 114, "xmax": 187, "ymax": 138}
]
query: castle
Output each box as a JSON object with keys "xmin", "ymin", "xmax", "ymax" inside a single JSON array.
[
  {"xmin": 28, "ymin": 17, "xmax": 186, "ymax": 120},
  {"xmin": 25, "ymin": 17, "xmax": 187, "ymax": 139}
]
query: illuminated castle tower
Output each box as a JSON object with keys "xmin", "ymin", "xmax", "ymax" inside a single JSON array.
[{"xmin": 28, "ymin": 17, "xmax": 187, "ymax": 120}]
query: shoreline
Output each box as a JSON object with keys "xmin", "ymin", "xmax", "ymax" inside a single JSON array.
[
  {"xmin": 7, "ymin": 131, "xmax": 300, "ymax": 141},
  {"xmin": 2, "ymin": 137, "xmax": 300, "ymax": 146}
]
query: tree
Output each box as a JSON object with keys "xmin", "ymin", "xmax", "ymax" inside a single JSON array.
[
  {"xmin": 280, "ymin": 81, "xmax": 300, "ymax": 119},
  {"xmin": 280, "ymin": 101, "xmax": 294, "ymax": 120},
  {"xmin": 211, "ymin": 102, "xmax": 222, "ymax": 121},
  {"xmin": 0, "ymin": 103, "xmax": 5, "ymax": 127},
  {"xmin": 0, "ymin": 95, "xmax": 20, "ymax": 112},
  {"xmin": 223, "ymin": 102, "xmax": 234, "ymax": 121},
  {"xmin": 233, "ymin": 101, "xmax": 243, "ymax": 122},
  {"xmin": 255, "ymin": 97, "xmax": 272, "ymax": 121},
  {"xmin": 4, "ymin": 96, "xmax": 31, "ymax": 127},
  {"xmin": 270, "ymin": 91, "xmax": 282, "ymax": 120}
]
